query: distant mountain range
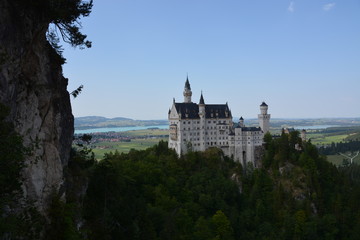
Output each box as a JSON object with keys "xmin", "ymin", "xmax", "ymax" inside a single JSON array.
[
  {"xmin": 75, "ymin": 116, "xmax": 168, "ymax": 130},
  {"xmin": 75, "ymin": 116, "xmax": 360, "ymax": 130}
]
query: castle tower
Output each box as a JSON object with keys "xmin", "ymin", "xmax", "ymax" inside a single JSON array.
[
  {"xmin": 199, "ymin": 92, "xmax": 205, "ymax": 116},
  {"xmin": 301, "ymin": 129, "xmax": 306, "ymax": 142},
  {"xmin": 258, "ymin": 102, "xmax": 271, "ymax": 133},
  {"xmin": 183, "ymin": 76, "xmax": 192, "ymax": 103},
  {"xmin": 239, "ymin": 116, "xmax": 244, "ymax": 127},
  {"xmin": 199, "ymin": 92, "xmax": 206, "ymax": 151}
]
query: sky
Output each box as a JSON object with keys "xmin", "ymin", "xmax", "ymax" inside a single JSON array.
[{"xmin": 63, "ymin": 0, "xmax": 360, "ymax": 120}]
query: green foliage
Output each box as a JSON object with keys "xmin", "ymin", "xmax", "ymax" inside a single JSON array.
[
  {"xmin": 45, "ymin": 194, "xmax": 83, "ymax": 240},
  {"xmin": 76, "ymin": 133, "xmax": 360, "ymax": 239},
  {"xmin": 212, "ymin": 210, "xmax": 234, "ymax": 240},
  {"xmin": 318, "ymin": 140, "xmax": 360, "ymax": 155},
  {"xmin": 42, "ymin": 134, "xmax": 97, "ymax": 240},
  {"xmin": 13, "ymin": 0, "xmax": 93, "ymax": 61},
  {"xmin": 70, "ymin": 85, "xmax": 84, "ymax": 98},
  {"xmin": 82, "ymin": 142, "xmax": 240, "ymax": 239}
]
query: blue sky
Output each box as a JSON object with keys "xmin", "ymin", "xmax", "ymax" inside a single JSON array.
[{"xmin": 63, "ymin": 0, "xmax": 360, "ymax": 120}]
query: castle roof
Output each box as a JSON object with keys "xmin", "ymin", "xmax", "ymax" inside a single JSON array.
[
  {"xmin": 174, "ymin": 102, "xmax": 232, "ymax": 119},
  {"xmin": 260, "ymin": 102, "xmax": 268, "ymax": 107},
  {"xmin": 236, "ymin": 126, "xmax": 262, "ymax": 132}
]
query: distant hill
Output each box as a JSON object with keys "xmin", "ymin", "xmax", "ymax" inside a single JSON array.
[
  {"xmin": 75, "ymin": 116, "xmax": 168, "ymax": 130},
  {"xmin": 236, "ymin": 117, "xmax": 360, "ymax": 128},
  {"xmin": 75, "ymin": 116, "xmax": 360, "ymax": 130}
]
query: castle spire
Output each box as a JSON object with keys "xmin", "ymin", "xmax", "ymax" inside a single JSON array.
[
  {"xmin": 199, "ymin": 91, "xmax": 205, "ymax": 105},
  {"xmin": 185, "ymin": 75, "xmax": 191, "ymax": 90},
  {"xmin": 183, "ymin": 76, "xmax": 192, "ymax": 103}
]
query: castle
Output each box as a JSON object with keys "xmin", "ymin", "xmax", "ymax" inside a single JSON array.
[{"xmin": 168, "ymin": 77, "xmax": 270, "ymax": 167}]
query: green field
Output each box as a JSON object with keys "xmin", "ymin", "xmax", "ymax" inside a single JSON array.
[
  {"xmin": 92, "ymin": 137, "xmax": 167, "ymax": 159},
  {"xmin": 124, "ymin": 129, "xmax": 168, "ymax": 137},
  {"xmin": 307, "ymin": 133, "xmax": 349, "ymax": 145},
  {"xmin": 326, "ymin": 153, "xmax": 360, "ymax": 166},
  {"xmin": 85, "ymin": 126, "xmax": 360, "ymax": 162}
]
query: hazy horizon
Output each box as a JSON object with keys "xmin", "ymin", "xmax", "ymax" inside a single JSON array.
[{"xmin": 74, "ymin": 115, "xmax": 360, "ymax": 121}]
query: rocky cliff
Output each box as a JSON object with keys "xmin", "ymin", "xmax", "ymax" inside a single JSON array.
[{"xmin": 0, "ymin": 0, "xmax": 74, "ymax": 213}]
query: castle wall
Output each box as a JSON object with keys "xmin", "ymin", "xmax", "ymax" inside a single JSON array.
[{"xmin": 168, "ymin": 80, "xmax": 269, "ymax": 167}]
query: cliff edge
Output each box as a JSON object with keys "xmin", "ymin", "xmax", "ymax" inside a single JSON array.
[{"xmin": 0, "ymin": 0, "xmax": 74, "ymax": 213}]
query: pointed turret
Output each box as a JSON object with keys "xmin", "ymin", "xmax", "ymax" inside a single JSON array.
[
  {"xmin": 199, "ymin": 92, "xmax": 205, "ymax": 118},
  {"xmin": 198, "ymin": 91, "xmax": 206, "ymax": 151},
  {"xmin": 183, "ymin": 76, "xmax": 192, "ymax": 103},
  {"xmin": 185, "ymin": 76, "xmax": 191, "ymax": 90},
  {"xmin": 199, "ymin": 92, "xmax": 205, "ymax": 105}
]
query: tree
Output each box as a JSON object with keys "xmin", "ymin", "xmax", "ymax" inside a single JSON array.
[
  {"xmin": 14, "ymin": 0, "xmax": 93, "ymax": 60},
  {"xmin": 211, "ymin": 210, "xmax": 234, "ymax": 240},
  {"xmin": 45, "ymin": 0, "xmax": 93, "ymax": 53}
]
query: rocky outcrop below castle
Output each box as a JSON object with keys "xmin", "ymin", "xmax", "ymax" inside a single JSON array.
[{"xmin": 0, "ymin": 0, "xmax": 73, "ymax": 213}]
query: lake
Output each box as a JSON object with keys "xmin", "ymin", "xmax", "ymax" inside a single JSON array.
[{"xmin": 75, "ymin": 125, "xmax": 169, "ymax": 134}]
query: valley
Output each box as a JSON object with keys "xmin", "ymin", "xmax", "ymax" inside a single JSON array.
[{"xmin": 74, "ymin": 117, "xmax": 360, "ymax": 164}]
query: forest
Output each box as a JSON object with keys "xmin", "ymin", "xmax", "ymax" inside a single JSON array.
[
  {"xmin": 59, "ymin": 132, "xmax": 360, "ymax": 239},
  {"xmin": 2, "ymin": 104, "xmax": 360, "ymax": 239},
  {"xmin": 318, "ymin": 140, "xmax": 360, "ymax": 155}
]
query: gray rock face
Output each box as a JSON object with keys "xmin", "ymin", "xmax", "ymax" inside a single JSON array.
[{"xmin": 0, "ymin": 1, "xmax": 74, "ymax": 213}]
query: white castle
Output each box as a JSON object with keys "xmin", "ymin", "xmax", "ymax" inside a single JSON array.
[{"xmin": 168, "ymin": 77, "xmax": 270, "ymax": 167}]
